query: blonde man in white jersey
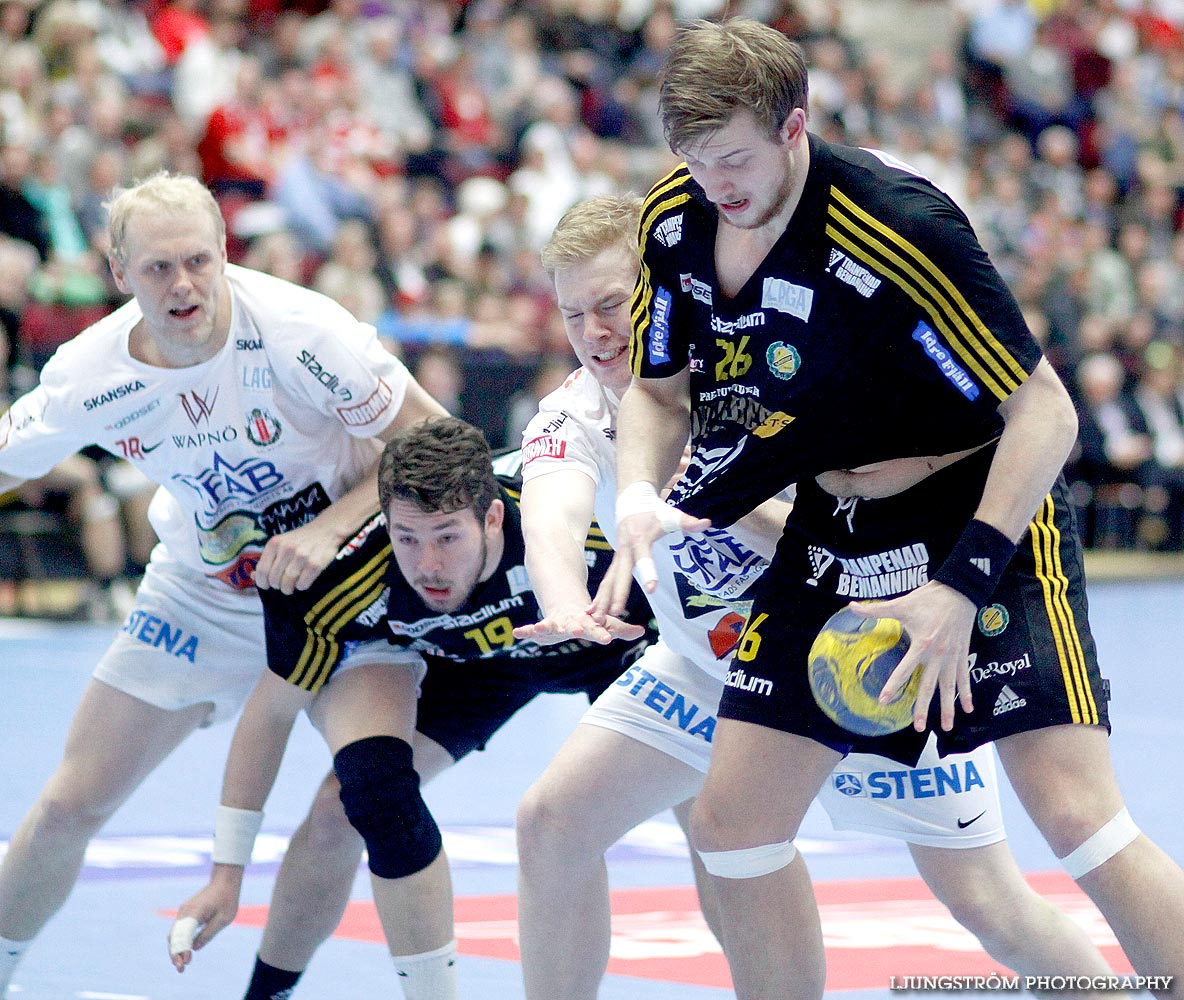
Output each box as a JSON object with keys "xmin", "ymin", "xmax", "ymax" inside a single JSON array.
[
  {"xmin": 0, "ymin": 172, "xmax": 445, "ymax": 995},
  {"xmin": 512, "ymin": 195, "xmax": 1119, "ymax": 999}
]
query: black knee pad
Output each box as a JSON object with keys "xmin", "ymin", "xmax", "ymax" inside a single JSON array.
[{"xmin": 333, "ymin": 735, "xmax": 443, "ymax": 879}]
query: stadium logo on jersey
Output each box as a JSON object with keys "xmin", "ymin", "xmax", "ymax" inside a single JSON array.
[
  {"xmin": 993, "ymin": 685, "xmax": 1027, "ymax": 716},
  {"xmin": 969, "ymin": 651, "xmax": 1032, "ymax": 683},
  {"xmin": 297, "ymin": 349, "xmax": 354, "ymax": 401},
  {"xmin": 829, "ymin": 758, "xmax": 986, "ymax": 800},
  {"xmin": 711, "ymin": 312, "xmax": 765, "ymax": 337},
  {"xmin": 337, "ymin": 379, "xmax": 393, "ymax": 428},
  {"xmin": 241, "ymin": 366, "xmax": 272, "ymax": 390},
  {"xmin": 648, "ymin": 287, "xmax": 673, "ymax": 364},
  {"xmin": 613, "ymin": 663, "xmax": 716, "ymax": 742},
  {"xmin": 766, "ymin": 341, "xmax": 801, "ymax": 381},
  {"xmin": 826, "ymin": 248, "xmax": 882, "ymax": 298},
  {"xmin": 180, "ymin": 387, "xmax": 220, "ymax": 427},
  {"xmin": 108, "ymin": 397, "xmax": 161, "ymax": 430},
  {"xmin": 653, "ymin": 213, "xmax": 684, "ymax": 247},
  {"xmin": 912, "ymin": 322, "xmax": 980, "ymax": 401},
  {"xmin": 977, "ymin": 603, "xmax": 1009, "ymax": 636},
  {"xmin": 724, "ymin": 666, "xmax": 773, "ymax": 697},
  {"xmin": 761, "ymin": 277, "xmax": 813, "ymax": 321},
  {"xmin": 83, "ymin": 380, "xmax": 147, "ymax": 411},
  {"xmin": 246, "ymin": 407, "xmax": 282, "ymax": 447},
  {"xmin": 389, "ymin": 594, "xmax": 525, "ymax": 637},
  {"xmin": 679, "ymin": 273, "xmax": 712, "ymax": 305},
  {"xmin": 120, "ymin": 610, "xmax": 199, "ymax": 662},
  {"xmin": 172, "ymin": 425, "xmax": 239, "ymax": 449}
]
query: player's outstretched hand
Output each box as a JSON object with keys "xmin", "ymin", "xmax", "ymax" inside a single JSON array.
[
  {"xmin": 254, "ymin": 519, "xmax": 341, "ymax": 593},
  {"xmin": 513, "ymin": 610, "xmax": 645, "ymax": 646},
  {"xmin": 847, "ymin": 581, "xmax": 977, "ymax": 732},
  {"xmin": 168, "ymin": 868, "xmax": 243, "ymax": 972}
]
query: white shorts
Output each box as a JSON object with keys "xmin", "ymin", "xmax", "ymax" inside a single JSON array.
[
  {"xmin": 581, "ymin": 641, "xmax": 1004, "ymax": 849},
  {"xmin": 93, "ymin": 545, "xmax": 265, "ymax": 726}
]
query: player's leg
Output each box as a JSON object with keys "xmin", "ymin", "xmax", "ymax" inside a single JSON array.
[
  {"xmin": 912, "ymin": 840, "xmax": 1118, "ymax": 980},
  {"xmin": 998, "ymin": 724, "xmax": 1184, "ymax": 985},
  {"xmin": 516, "ymin": 723, "xmax": 703, "ymax": 1000},
  {"xmin": 247, "ymin": 735, "xmax": 457, "ymax": 999},
  {"xmin": 671, "ymin": 797, "xmax": 723, "ymax": 944},
  {"xmin": 309, "ymin": 659, "xmax": 457, "ymax": 999},
  {"xmin": 0, "ymin": 680, "xmax": 209, "ymax": 990},
  {"xmin": 689, "ymin": 719, "xmax": 838, "ymax": 1000}
]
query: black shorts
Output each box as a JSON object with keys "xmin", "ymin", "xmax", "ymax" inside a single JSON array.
[
  {"xmin": 718, "ymin": 453, "xmax": 1110, "ymax": 764},
  {"xmin": 416, "ymin": 636, "xmax": 653, "ymax": 761}
]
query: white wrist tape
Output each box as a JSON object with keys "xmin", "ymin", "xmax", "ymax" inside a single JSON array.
[
  {"xmin": 211, "ymin": 805, "xmax": 264, "ymax": 866},
  {"xmin": 1059, "ymin": 806, "xmax": 1140, "ymax": 879},
  {"xmin": 616, "ymin": 481, "xmax": 683, "ymax": 535},
  {"xmin": 168, "ymin": 915, "xmax": 199, "ymax": 955}
]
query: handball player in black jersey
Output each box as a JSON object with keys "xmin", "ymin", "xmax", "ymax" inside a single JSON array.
[
  {"xmin": 600, "ymin": 18, "xmax": 1184, "ymax": 999},
  {"xmin": 172, "ymin": 417, "xmax": 653, "ymax": 999}
]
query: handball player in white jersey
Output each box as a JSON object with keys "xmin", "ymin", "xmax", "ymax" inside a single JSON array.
[
  {"xmin": 0, "ymin": 172, "xmax": 444, "ymax": 992},
  {"xmin": 512, "ymin": 195, "xmax": 1116, "ymax": 999}
]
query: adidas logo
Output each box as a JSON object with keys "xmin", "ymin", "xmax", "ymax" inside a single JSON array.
[
  {"xmin": 970, "ymin": 557, "xmax": 991, "ymax": 574},
  {"xmin": 993, "ymin": 684, "xmax": 1027, "ymax": 716}
]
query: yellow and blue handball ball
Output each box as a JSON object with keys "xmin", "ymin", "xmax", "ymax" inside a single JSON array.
[{"xmin": 808, "ymin": 607, "xmax": 920, "ymax": 737}]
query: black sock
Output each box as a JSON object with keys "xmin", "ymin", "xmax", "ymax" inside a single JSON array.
[{"xmin": 242, "ymin": 957, "xmax": 303, "ymax": 1000}]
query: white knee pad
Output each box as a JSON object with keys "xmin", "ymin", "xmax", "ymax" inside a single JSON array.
[
  {"xmin": 1059, "ymin": 807, "xmax": 1141, "ymax": 879},
  {"xmin": 697, "ymin": 840, "xmax": 797, "ymax": 879}
]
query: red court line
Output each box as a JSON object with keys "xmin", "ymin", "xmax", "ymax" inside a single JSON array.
[{"xmin": 232, "ymin": 872, "xmax": 1134, "ymax": 991}]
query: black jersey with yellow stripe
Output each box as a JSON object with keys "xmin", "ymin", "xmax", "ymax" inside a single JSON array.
[
  {"xmin": 260, "ymin": 458, "xmax": 648, "ymax": 694},
  {"xmin": 630, "ymin": 134, "xmax": 1042, "ymax": 526}
]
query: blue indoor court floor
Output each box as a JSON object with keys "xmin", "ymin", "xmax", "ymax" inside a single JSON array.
[{"xmin": 1, "ymin": 575, "xmax": 1181, "ymax": 999}]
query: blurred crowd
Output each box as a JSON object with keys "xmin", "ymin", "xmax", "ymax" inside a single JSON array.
[{"xmin": 2, "ymin": 0, "xmax": 1184, "ymax": 616}]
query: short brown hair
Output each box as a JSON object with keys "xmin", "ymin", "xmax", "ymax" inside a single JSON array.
[
  {"xmin": 106, "ymin": 171, "xmax": 226, "ymax": 265},
  {"xmin": 659, "ymin": 18, "xmax": 809, "ymax": 152},
  {"xmin": 378, "ymin": 417, "xmax": 497, "ymax": 517},
  {"xmin": 540, "ymin": 194, "xmax": 643, "ymax": 276}
]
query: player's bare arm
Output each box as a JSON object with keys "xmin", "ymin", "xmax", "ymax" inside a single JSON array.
[
  {"xmin": 254, "ymin": 379, "xmax": 448, "ymax": 593},
  {"xmin": 856, "ymin": 360, "xmax": 1079, "ymax": 731},
  {"xmin": 515, "ymin": 467, "xmax": 644, "ymax": 645},
  {"xmin": 169, "ymin": 672, "xmax": 312, "ymax": 971},
  {"xmin": 600, "ymin": 370, "xmax": 708, "ymax": 609}
]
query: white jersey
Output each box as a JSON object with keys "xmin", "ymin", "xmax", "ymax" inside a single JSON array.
[
  {"xmin": 521, "ymin": 366, "xmax": 765, "ymax": 679},
  {"xmin": 0, "ymin": 264, "xmax": 409, "ymax": 589}
]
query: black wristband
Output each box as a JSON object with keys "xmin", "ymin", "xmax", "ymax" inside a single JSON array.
[{"xmin": 933, "ymin": 518, "xmax": 1017, "ymax": 608}]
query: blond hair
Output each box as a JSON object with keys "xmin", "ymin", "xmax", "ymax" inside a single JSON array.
[
  {"xmin": 659, "ymin": 18, "xmax": 809, "ymax": 153},
  {"xmin": 106, "ymin": 172, "xmax": 226, "ymax": 265},
  {"xmin": 539, "ymin": 194, "xmax": 643, "ymax": 276}
]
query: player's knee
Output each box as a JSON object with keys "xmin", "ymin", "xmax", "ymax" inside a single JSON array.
[
  {"xmin": 515, "ymin": 782, "xmax": 590, "ymax": 868},
  {"xmin": 33, "ymin": 788, "xmax": 110, "ymax": 839},
  {"xmin": 688, "ymin": 796, "xmax": 797, "ymax": 879},
  {"xmin": 302, "ymin": 776, "xmax": 362, "ymax": 854},
  {"xmin": 334, "ymin": 736, "xmax": 442, "ymax": 879},
  {"xmin": 939, "ymin": 878, "xmax": 1027, "ymax": 951},
  {"xmin": 1058, "ymin": 807, "xmax": 1141, "ymax": 880}
]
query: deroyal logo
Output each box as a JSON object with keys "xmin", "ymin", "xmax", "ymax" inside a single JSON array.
[
  {"xmin": 297, "ymin": 350, "xmax": 354, "ymax": 401},
  {"xmin": 84, "ymin": 380, "xmax": 147, "ymax": 411},
  {"xmin": 648, "ymin": 287, "xmax": 673, "ymax": 365}
]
